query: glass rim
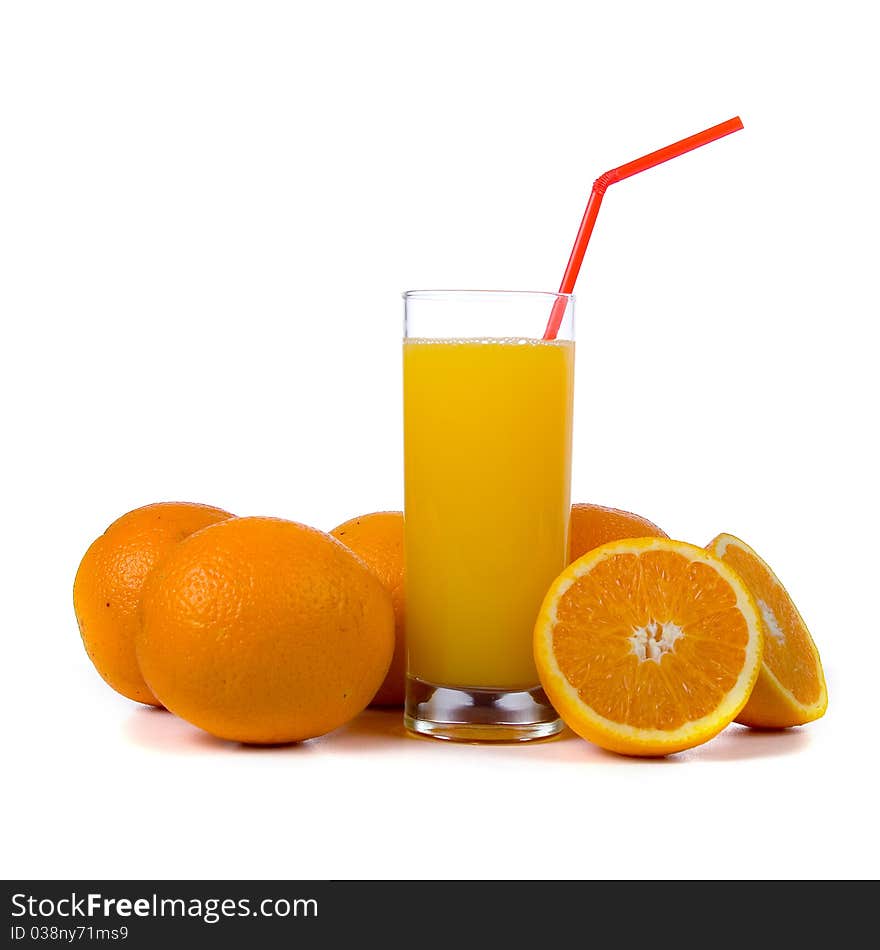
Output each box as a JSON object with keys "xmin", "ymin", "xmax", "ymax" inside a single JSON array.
[{"xmin": 402, "ymin": 288, "xmax": 574, "ymax": 302}]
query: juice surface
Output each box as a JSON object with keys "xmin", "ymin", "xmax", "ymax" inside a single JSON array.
[{"xmin": 403, "ymin": 337, "xmax": 574, "ymax": 689}]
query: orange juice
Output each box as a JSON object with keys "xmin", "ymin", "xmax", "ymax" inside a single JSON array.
[{"xmin": 403, "ymin": 337, "xmax": 574, "ymax": 689}]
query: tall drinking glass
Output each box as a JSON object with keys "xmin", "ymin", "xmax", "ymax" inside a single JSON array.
[{"xmin": 403, "ymin": 290, "xmax": 575, "ymax": 741}]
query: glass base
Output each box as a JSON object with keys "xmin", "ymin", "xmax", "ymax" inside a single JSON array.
[{"xmin": 404, "ymin": 676, "xmax": 562, "ymax": 742}]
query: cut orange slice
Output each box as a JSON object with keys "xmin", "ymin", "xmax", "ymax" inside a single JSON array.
[
  {"xmin": 708, "ymin": 534, "xmax": 827, "ymax": 728},
  {"xmin": 534, "ymin": 538, "xmax": 763, "ymax": 756}
]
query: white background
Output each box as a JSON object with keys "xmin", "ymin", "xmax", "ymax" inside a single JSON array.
[{"xmin": 1, "ymin": 0, "xmax": 877, "ymax": 880}]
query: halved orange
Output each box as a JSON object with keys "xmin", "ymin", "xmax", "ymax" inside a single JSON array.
[
  {"xmin": 534, "ymin": 538, "xmax": 763, "ymax": 756},
  {"xmin": 708, "ymin": 534, "xmax": 827, "ymax": 728}
]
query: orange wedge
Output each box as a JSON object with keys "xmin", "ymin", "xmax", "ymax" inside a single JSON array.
[
  {"xmin": 708, "ymin": 534, "xmax": 827, "ymax": 728},
  {"xmin": 534, "ymin": 538, "xmax": 763, "ymax": 756}
]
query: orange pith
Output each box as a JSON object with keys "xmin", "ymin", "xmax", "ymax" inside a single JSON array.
[
  {"xmin": 535, "ymin": 538, "xmax": 763, "ymax": 756},
  {"xmin": 709, "ymin": 534, "xmax": 827, "ymax": 728}
]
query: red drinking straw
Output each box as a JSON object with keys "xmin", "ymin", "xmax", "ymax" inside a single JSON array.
[{"xmin": 543, "ymin": 116, "xmax": 744, "ymax": 340}]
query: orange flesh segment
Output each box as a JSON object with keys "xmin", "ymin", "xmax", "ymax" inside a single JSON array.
[
  {"xmin": 552, "ymin": 550, "xmax": 750, "ymax": 730},
  {"xmin": 719, "ymin": 544, "xmax": 820, "ymax": 705}
]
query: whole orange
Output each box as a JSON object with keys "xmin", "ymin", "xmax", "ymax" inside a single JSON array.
[
  {"xmin": 137, "ymin": 516, "xmax": 395, "ymax": 744},
  {"xmin": 331, "ymin": 511, "xmax": 405, "ymax": 706},
  {"xmin": 73, "ymin": 501, "xmax": 234, "ymax": 705},
  {"xmin": 569, "ymin": 502, "xmax": 667, "ymax": 564}
]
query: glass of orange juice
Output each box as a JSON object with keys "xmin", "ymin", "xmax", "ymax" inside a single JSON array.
[{"xmin": 403, "ymin": 290, "xmax": 575, "ymax": 741}]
